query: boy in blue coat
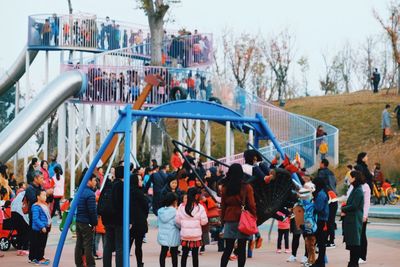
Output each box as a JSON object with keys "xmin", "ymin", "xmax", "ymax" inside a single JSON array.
[{"xmin": 31, "ymin": 190, "xmax": 52, "ymax": 265}]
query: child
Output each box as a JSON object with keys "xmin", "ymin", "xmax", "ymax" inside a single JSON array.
[
  {"xmin": 319, "ymin": 138, "xmax": 328, "ymax": 160},
  {"xmin": 276, "ymin": 211, "xmax": 290, "ymax": 253},
  {"xmin": 302, "ymin": 191, "xmax": 317, "ymax": 267},
  {"xmin": 176, "ymin": 187, "xmax": 208, "ymax": 267},
  {"xmin": 31, "ymin": 190, "xmax": 51, "ymax": 265},
  {"xmin": 158, "ymin": 192, "xmax": 180, "ymax": 267}
]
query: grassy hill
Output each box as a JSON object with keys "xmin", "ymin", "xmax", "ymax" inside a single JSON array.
[{"xmin": 284, "ymin": 89, "xmax": 400, "ymax": 182}]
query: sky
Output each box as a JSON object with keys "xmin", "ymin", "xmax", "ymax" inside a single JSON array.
[{"xmin": 0, "ymin": 0, "xmax": 391, "ymax": 96}]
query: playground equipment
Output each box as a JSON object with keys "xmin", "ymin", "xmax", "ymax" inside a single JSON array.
[{"xmin": 0, "ymin": 12, "xmax": 340, "ymax": 267}]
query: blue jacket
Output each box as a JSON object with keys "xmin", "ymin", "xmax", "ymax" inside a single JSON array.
[
  {"xmin": 314, "ymin": 190, "xmax": 329, "ymax": 221},
  {"xmin": 32, "ymin": 204, "xmax": 50, "ymax": 231},
  {"xmin": 76, "ymin": 186, "xmax": 98, "ymax": 226},
  {"xmin": 157, "ymin": 207, "xmax": 180, "ymax": 247},
  {"xmin": 381, "ymin": 109, "xmax": 391, "ymax": 128}
]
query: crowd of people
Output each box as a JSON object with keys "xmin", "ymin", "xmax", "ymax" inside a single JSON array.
[
  {"xmin": 83, "ymin": 65, "xmax": 214, "ymax": 104},
  {"xmin": 0, "ymin": 146, "xmax": 396, "ymax": 266},
  {"xmin": 29, "ymin": 15, "xmax": 212, "ymax": 67}
]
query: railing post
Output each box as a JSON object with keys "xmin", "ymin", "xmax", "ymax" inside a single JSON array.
[
  {"xmin": 334, "ymin": 130, "xmax": 339, "ymax": 166},
  {"xmin": 225, "ymin": 121, "xmax": 231, "ymax": 159}
]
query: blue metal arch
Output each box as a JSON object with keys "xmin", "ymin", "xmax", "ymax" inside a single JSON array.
[{"xmin": 147, "ymin": 100, "xmax": 262, "ymax": 134}]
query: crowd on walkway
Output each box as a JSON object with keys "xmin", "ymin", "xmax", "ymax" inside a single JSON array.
[
  {"xmin": 1, "ymin": 145, "xmax": 394, "ymax": 267},
  {"xmin": 83, "ymin": 66, "xmax": 214, "ymax": 104},
  {"xmin": 29, "ymin": 14, "xmax": 212, "ymax": 67}
]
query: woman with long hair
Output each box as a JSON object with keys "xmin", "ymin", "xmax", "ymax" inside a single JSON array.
[
  {"xmin": 220, "ymin": 163, "xmax": 256, "ymax": 267},
  {"xmin": 52, "ymin": 166, "xmax": 64, "ymax": 219},
  {"xmin": 342, "ymin": 171, "xmax": 365, "ymax": 267},
  {"xmin": 354, "ymin": 152, "xmax": 373, "ymax": 191},
  {"xmin": 176, "ymin": 187, "xmax": 208, "ymax": 267}
]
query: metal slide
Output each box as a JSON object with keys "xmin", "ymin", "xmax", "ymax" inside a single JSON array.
[
  {"xmin": 0, "ymin": 45, "xmax": 38, "ymax": 96},
  {"xmin": 0, "ymin": 71, "xmax": 86, "ymax": 163}
]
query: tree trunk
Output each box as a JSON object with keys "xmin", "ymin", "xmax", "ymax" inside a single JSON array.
[
  {"xmin": 397, "ymin": 63, "xmax": 400, "ymax": 94},
  {"xmin": 67, "ymin": 0, "xmax": 73, "ymax": 14},
  {"xmin": 148, "ymin": 17, "xmax": 164, "ymax": 65}
]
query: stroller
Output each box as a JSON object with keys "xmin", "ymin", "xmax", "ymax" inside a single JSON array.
[{"xmin": 0, "ymin": 200, "xmax": 19, "ymax": 251}]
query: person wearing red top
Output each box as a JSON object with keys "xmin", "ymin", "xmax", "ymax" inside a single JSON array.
[
  {"xmin": 220, "ymin": 163, "xmax": 256, "ymax": 267},
  {"xmin": 170, "ymin": 149, "xmax": 183, "ymax": 171},
  {"xmin": 276, "ymin": 211, "xmax": 290, "ymax": 253}
]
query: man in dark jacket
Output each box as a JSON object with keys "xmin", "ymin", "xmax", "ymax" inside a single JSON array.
[
  {"xmin": 371, "ymin": 68, "xmax": 381, "ymax": 93},
  {"xmin": 144, "ymin": 165, "xmax": 169, "ymax": 216},
  {"xmin": 25, "ymin": 170, "xmax": 45, "ymax": 263},
  {"xmin": 316, "ymin": 159, "xmax": 337, "ymax": 194},
  {"xmin": 74, "ymin": 174, "xmax": 98, "ymax": 267}
]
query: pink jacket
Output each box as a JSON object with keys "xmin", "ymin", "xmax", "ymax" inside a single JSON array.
[
  {"xmin": 176, "ymin": 203, "xmax": 208, "ymax": 241},
  {"xmin": 277, "ymin": 211, "xmax": 290, "ymax": 230}
]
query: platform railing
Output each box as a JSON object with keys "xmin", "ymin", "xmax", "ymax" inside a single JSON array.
[
  {"xmin": 62, "ymin": 63, "xmax": 212, "ymax": 106},
  {"xmin": 28, "ymin": 14, "xmax": 213, "ymax": 67}
]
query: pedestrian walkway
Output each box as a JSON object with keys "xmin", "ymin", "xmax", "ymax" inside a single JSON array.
[{"xmin": 1, "ymin": 215, "xmax": 399, "ymax": 266}]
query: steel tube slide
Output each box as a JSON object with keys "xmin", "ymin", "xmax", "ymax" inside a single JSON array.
[
  {"xmin": 0, "ymin": 46, "xmax": 38, "ymax": 96},
  {"xmin": 0, "ymin": 70, "xmax": 86, "ymax": 163}
]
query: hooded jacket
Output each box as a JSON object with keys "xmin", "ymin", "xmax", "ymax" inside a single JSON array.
[
  {"xmin": 157, "ymin": 206, "xmax": 180, "ymax": 247},
  {"xmin": 176, "ymin": 203, "xmax": 208, "ymax": 241}
]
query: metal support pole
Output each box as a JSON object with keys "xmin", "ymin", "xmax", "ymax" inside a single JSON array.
[
  {"xmin": 334, "ymin": 131, "xmax": 339, "ymax": 166},
  {"xmin": 58, "ymin": 103, "xmax": 66, "ymax": 175},
  {"xmin": 68, "ymin": 104, "xmax": 76, "ymax": 197},
  {"xmin": 225, "ymin": 121, "xmax": 231, "ymax": 159},
  {"xmin": 100, "ymin": 105, "xmax": 106, "ymax": 143},
  {"xmin": 24, "ymin": 51, "xmax": 30, "ymax": 175},
  {"xmin": 123, "ymin": 108, "xmax": 132, "ymax": 267},
  {"xmin": 178, "ymin": 119, "xmax": 183, "ymax": 148},
  {"xmin": 131, "ymin": 121, "xmax": 137, "ymax": 165},
  {"xmin": 205, "ymin": 121, "xmax": 211, "ymax": 156},
  {"xmin": 81, "ymin": 105, "xmax": 87, "ymax": 169},
  {"xmin": 249, "ymin": 130, "xmax": 254, "ymax": 145},
  {"xmin": 43, "ymin": 51, "xmax": 49, "ymax": 160},
  {"xmin": 89, "ymin": 105, "xmax": 96, "ymax": 163},
  {"xmin": 14, "ymin": 81, "xmax": 20, "ymax": 175},
  {"xmin": 195, "ymin": 120, "xmax": 201, "ymax": 160},
  {"xmin": 230, "ymin": 128, "xmax": 235, "ymax": 157}
]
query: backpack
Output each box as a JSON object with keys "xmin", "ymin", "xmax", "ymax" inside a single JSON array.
[
  {"xmin": 97, "ymin": 179, "xmax": 114, "ymax": 218},
  {"xmin": 303, "ymin": 200, "xmax": 317, "ymax": 235}
]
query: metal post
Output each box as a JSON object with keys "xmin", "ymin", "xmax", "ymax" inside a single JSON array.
[
  {"xmin": 178, "ymin": 119, "xmax": 183, "ymax": 148},
  {"xmin": 131, "ymin": 120, "xmax": 137, "ymax": 164},
  {"xmin": 334, "ymin": 131, "xmax": 339, "ymax": 166},
  {"xmin": 249, "ymin": 130, "xmax": 254, "ymax": 145},
  {"xmin": 58, "ymin": 103, "xmax": 66, "ymax": 175},
  {"xmin": 89, "ymin": 105, "xmax": 96, "ymax": 163},
  {"xmin": 43, "ymin": 51, "xmax": 49, "ymax": 160},
  {"xmin": 81, "ymin": 105, "xmax": 87, "ymax": 169},
  {"xmin": 123, "ymin": 108, "xmax": 132, "ymax": 267},
  {"xmin": 195, "ymin": 120, "xmax": 201, "ymax": 160},
  {"xmin": 24, "ymin": 50, "xmax": 30, "ymax": 175},
  {"xmin": 14, "ymin": 81, "xmax": 20, "ymax": 175},
  {"xmin": 68, "ymin": 104, "xmax": 76, "ymax": 197},
  {"xmin": 230, "ymin": 128, "xmax": 235, "ymax": 157},
  {"xmin": 100, "ymin": 105, "xmax": 106, "ymax": 143},
  {"xmin": 205, "ymin": 121, "xmax": 211, "ymax": 156},
  {"xmin": 225, "ymin": 121, "xmax": 231, "ymax": 159}
]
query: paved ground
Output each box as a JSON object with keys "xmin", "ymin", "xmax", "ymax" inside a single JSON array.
[{"xmin": 1, "ymin": 214, "xmax": 399, "ymax": 267}]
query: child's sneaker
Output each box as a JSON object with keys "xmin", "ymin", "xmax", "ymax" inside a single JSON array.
[
  {"xmin": 249, "ymin": 240, "xmax": 255, "ymax": 251},
  {"xmin": 285, "ymin": 249, "xmax": 290, "ymax": 254},
  {"xmin": 35, "ymin": 259, "xmax": 50, "ymax": 265},
  {"xmin": 255, "ymin": 237, "xmax": 263, "ymax": 249},
  {"xmin": 166, "ymin": 250, "xmax": 171, "ymax": 257},
  {"xmin": 276, "ymin": 249, "xmax": 282, "ymax": 254},
  {"xmin": 286, "ymin": 255, "xmax": 296, "ymax": 262},
  {"xmin": 229, "ymin": 255, "xmax": 237, "ymax": 261},
  {"xmin": 301, "ymin": 256, "xmax": 308, "ymax": 263}
]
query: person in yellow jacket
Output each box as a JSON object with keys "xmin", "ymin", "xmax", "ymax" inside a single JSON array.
[{"xmin": 319, "ymin": 139, "xmax": 329, "ymax": 160}]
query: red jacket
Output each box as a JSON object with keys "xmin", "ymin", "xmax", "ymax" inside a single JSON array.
[
  {"xmin": 170, "ymin": 153, "xmax": 183, "ymax": 170},
  {"xmin": 221, "ymin": 183, "xmax": 256, "ymax": 223}
]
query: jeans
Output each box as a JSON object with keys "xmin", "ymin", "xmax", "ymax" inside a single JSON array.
[
  {"xmin": 75, "ymin": 222, "xmax": 95, "ymax": 267},
  {"xmin": 103, "ymin": 225, "xmax": 116, "ymax": 267}
]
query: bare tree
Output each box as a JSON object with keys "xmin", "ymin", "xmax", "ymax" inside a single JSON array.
[
  {"xmin": 374, "ymin": 2, "xmax": 400, "ymax": 94},
  {"xmin": 320, "ymin": 54, "xmax": 340, "ymax": 95},
  {"xmin": 297, "ymin": 56, "xmax": 309, "ymax": 96},
  {"xmin": 222, "ymin": 32, "xmax": 258, "ymax": 89},
  {"xmin": 250, "ymin": 47, "xmax": 268, "ymax": 99},
  {"xmin": 67, "ymin": 0, "xmax": 73, "ymax": 14},
  {"xmin": 263, "ymin": 30, "xmax": 294, "ymax": 101},
  {"xmin": 336, "ymin": 43, "xmax": 355, "ymax": 93},
  {"xmin": 137, "ymin": 0, "xmax": 177, "ymax": 65}
]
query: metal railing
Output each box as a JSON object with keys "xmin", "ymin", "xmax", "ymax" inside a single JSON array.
[
  {"xmin": 62, "ymin": 63, "xmax": 212, "ymax": 106},
  {"xmin": 28, "ymin": 13, "xmax": 213, "ymax": 67}
]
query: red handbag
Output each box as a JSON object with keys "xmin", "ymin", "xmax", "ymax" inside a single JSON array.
[{"xmin": 238, "ymin": 186, "xmax": 258, "ymax": 235}]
